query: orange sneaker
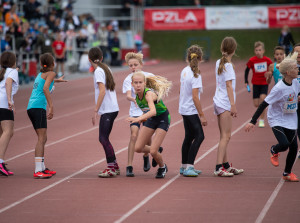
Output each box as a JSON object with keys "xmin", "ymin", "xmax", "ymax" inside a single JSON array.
[
  {"xmin": 270, "ymin": 153, "xmax": 279, "ymax": 167},
  {"xmin": 282, "ymin": 173, "xmax": 299, "ymax": 182},
  {"xmin": 43, "ymin": 168, "xmax": 56, "ymax": 175},
  {"xmin": 34, "ymin": 171, "xmax": 52, "ymax": 179}
]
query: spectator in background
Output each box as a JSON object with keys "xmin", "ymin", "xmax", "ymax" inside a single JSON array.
[
  {"xmin": 87, "ymin": 18, "xmax": 96, "ymax": 42},
  {"xmin": 24, "ymin": 0, "xmax": 41, "ymax": 22},
  {"xmin": 52, "ymin": 32, "xmax": 66, "ymax": 76},
  {"xmin": 109, "ymin": 31, "xmax": 120, "ymax": 66},
  {"xmin": 134, "ymin": 32, "xmax": 142, "ymax": 52},
  {"xmin": 35, "ymin": 25, "xmax": 54, "ymax": 55},
  {"xmin": 1, "ymin": 34, "xmax": 12, "ymax": 52},
  {"xmin": 278, "ymin": 25, "xmax": 295, "ymax": 56},
  {"xmin": 47, "ymin": 14, "xmax": 56, "ymax": 31},
  {"xmin": 98, "ymin": 23, "xmax": 109, "ymax": 62},
  {"xmin": 121, "ymin": 0, "xmax": 131, "ymax": 29},
  {"xmin": 5, "ymin": 4, "xmax": 20, "ymax": 27}
]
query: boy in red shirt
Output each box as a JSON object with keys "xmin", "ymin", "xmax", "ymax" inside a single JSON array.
[
  {"xmin": 245, "ymin": 41, "xmax": 272, "ymax": 128},
  {"xmin": 52, "ymin": 32, "xmax": 66, "ymax": 76}
]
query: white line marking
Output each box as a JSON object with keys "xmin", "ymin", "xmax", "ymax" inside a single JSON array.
[{"xmin": 114, "ymin": 119, "xmax": 250, "ymax": 223}]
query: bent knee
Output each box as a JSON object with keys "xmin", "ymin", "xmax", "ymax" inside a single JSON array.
[{"xmin": 130, "ymin": 134, "xmax": 138, "ymax": 143}]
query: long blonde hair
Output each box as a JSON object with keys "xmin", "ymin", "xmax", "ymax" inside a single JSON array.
[
  {"xmin": 186, "ymin": 45, "xmax": 203, "ymax": 78},
  {"xmin": 132, "ymin": 72, "xmax": 172, "ymax": 101},
  {"xmin": 217, "ymin": 37, "xmax": 237, "ymax": 75}
]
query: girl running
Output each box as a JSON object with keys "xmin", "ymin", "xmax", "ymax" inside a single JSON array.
[
  {"xmin": 265, "ymin": 46, "xmax": 285, "ymax": 85},
  {"xmin": 123, "ymin": 52, "xmax": 161, "ymax": 177},
  {"xmin": 179, "ymin": 45, "xmax": 207, "ymax": 177},
  {"xmin": 27, "ymin": 53, "xmax": 66, "ymax": 179},
  {"xmin": 89, "ymin": 47, "xmax": 120, "ymax": 178},
  {"xmin": 213, "ymin": 37, "xmax": 244, "ymax": 177},
  {"xmin": 127, "ymin": 72, "xmax": 172, "ymax": 178},
  {"xmin": 0, "ymin": 52, "xmax": 18, "ymax": 176},
  {"xmin": 245, "ymin": 52, "xmax": 299, "ymax": 182}
]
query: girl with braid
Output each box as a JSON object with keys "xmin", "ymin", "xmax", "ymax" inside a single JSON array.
[
  {"xmin": 213, "ymin": 37, "xmax": 244, "ymax": 177},
  {"xmin": 179, "ymin": 45, "xmax": 207, "ymax": 177},
  {"xmin": 89, "ymin": 47, "xmax": 120, "ymax": 178}
]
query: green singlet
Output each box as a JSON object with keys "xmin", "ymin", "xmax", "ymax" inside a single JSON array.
[{"xmin": 136, "ymin": 88, "xmax": 167, "ymax": 116}]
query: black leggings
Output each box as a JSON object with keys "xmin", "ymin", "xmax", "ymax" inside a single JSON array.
[
  {"xmin": 99, "ymin": 111, "xmax": 118, "ymax": 163},
  {"xmin": 272, "ymin": 126, "xmax": 298, "ymax": 174},
  {"xmin": 181, "ymin": 114, "xmax": 205, "ymax": 165}
]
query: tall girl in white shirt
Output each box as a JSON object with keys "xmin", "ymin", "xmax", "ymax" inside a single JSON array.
[
  {"xmin": 245, "ymin": 54, "xmax": 299, "ymax": 182},
  {"xmin": 89, "ymin": 47, "xmax": 120, "ymax": 178},
  {"xmin": 0, "ymin": 52, "xmax": 18, "ymax": 176},
  {"xmin": 213, "ymin": 37, "xmax": 244, "ymax": 177},
  {"xmin": 179, "ymin": 45, "xmax": 207, "ymax": 177}
]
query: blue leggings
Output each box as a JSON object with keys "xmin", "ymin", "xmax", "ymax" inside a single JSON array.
[{"xmin": 99, "ymin": 111, "xmax": 118, "ymax": 163}]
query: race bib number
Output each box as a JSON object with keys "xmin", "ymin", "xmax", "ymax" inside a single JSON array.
[
  {"xmin": 254, "ymin": 62, "xmax": 267, "ymax": 73},
  {"xmin": 283, "ymin": 100, "xmax": 297, "ymax": 113}
]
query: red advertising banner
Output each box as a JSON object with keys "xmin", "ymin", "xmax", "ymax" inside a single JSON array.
[
  {"xmin": 269, "ymin": 6, "xmax": 300, "ymax": 28},
  {"xmin": 144, "ymin": 8, "xmax": 205, "ymax": 30}
]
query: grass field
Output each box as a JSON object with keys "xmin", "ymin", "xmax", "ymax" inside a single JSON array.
[{"xmin": 144, "ymin": 28, "xmax": 300, "ymax": 60}]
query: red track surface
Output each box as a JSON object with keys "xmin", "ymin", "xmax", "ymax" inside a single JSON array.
[{"xmin": 0, "ymin": 61, "xmax": 299, "ymax": 223}]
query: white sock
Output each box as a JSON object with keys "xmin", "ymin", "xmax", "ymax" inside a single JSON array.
[
  {"xmin": 0, "ymin": 159, "xmax": 4, "ymax": 163},
  {"xmin": 186, "ymin": 164, "xmax": 194, "ymax": 169},
  {"xmin": 42, "ymin": 157, "xmax": 45, "ymax": 171},
  {"xmin": 35, "ymin": 157, "xmax": 43, "ymax": 173},
  {"xmin": 181, "ymin": 164, "xmax": 187, "ymax": 169}
]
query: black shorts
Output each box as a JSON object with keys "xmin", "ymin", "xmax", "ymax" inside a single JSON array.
[
  {"xmin": 130, "ymin": 116, "xmax": 142, "ymax": 128},
  {"xmin": 56, "ymin": 58, "xmax": 65, "ymax": 63},
  {"xmin": 253, "ymin": 84, "xmax": 268, "ymax": 99},
  {"xmin": 144, "ymin": 110, "xmax": 171, "ymax": 132},
  {"xmin": 27, "ymin": 108, "xmax": 47, "ymax": 129},
  {"xmin": 0, "ymin": 108, "xmax": 14, "ymax": 121}
]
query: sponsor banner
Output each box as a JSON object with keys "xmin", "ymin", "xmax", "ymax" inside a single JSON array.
[
  {"xmin": 205, "ymin": 7, "xmax": 268, "ymax": 30},
  {"xmin": 269, "ymin": 6, "xmax": 300, "ymax": 28},
  {"xmin": 144, "ymin": 8, "xmax": 205, "ymax": 30}
]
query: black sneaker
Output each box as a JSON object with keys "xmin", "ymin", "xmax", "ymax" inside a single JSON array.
[
  {"xmin": 126, "ymin": 166, "xmax": 135, "ymax": 177},
  {"xmin": 143, "ymin": 156, "xmax": 150, "ymax": 172},
  {"xmin": 155, "ymin": 164, "xmax": 168, "ymax": 179},
  {"xmin": 152, "ymin": 147, "xmax": 163, "ymax": 167}
]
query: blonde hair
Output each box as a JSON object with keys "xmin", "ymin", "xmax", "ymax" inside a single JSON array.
[
  {"xmin": 278, "ymin": 52, "xmax": 298, "ymax": 76},
  {"xmin": 125, "ymin": 52, "xmax": 143, "ymax": 65},
  {"xmin": 217, "ymin": 37, "xmax": 237, "ymax": 75},
  {"xmin": 132, "ymin": 72, "xmax": 172, "ymax": 101},
  {"xmin": 186, "ymin": 45, "xmax": 203, "ymax": 78},
  {"xmin": 254, "ymin": 41, "xmax": 264, "ymax": 49}
]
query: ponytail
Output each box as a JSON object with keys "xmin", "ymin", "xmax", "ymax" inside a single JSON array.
[
  {"xmin": 145, "ymin": 75, "xmax": 172, "ymax": 101},
  {"xmin": 0, "ymin": 68, "xmax": 6, "ymax": 82},
  {"xmin": 217, "ymin": 53, "xmax": 229, "ymax": 75},
  {"xmin": 96, "ymin": 61, "xmax": 115, "ymax": 91},
  {"xmin": 186, "ymin": 45, "xmax": 203, "ymax": 78},
  {"xmin": 190, "ymin": 53, "xmax": 200, "ymax": 78}
]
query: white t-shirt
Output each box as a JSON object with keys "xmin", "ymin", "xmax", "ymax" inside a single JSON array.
[
  {"xmin": 213, "ymin": 60, "xmax": 236, "ymax": 111},
  {"xmin": 265, "ymin": 79, "xmax": 299, "ymax": 130},
  {"xmin": 94, "ymin": 67, "xmax": 119, "ymax": 115},
  {"xmin": 0, "ymin": 68, "xmax": 19, "ymax": 109},
  {"xmin": 122, "ymin": 71, "xmax": 154, "ymax": 117},
  {"xmin": 179, "ymin": 66, "xmax": 203, "ymax": 115}
]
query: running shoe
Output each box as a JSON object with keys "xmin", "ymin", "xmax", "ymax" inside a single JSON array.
[
  {"xmin": 258, "ymin": 119, "xmax": 265, "ymax": 128},
  {"xmin": 114, "ymin": 164, "xmax": 120, "ymax": 175},
  {"xmin": 183, "ymin": 167, "xmax": 198, "ymax": 177},
  {"xmin": 270, "ymin": 152, "xmax": 279, "ymax": 167},
  {"xmin": 180, "ymin": 167, "xmax": 185, "ymax": 174},
  {"xmin": 43, "ymin": 168, "xmax": 56, "ymax": 175},
  {"xmin": 156, "ymin": 164, "xmax": 168, "ymax": 179},
  {"xmin": 152, "ymin": 147, "xmax": 163, "ymax": 167},
  {"xmin": 226, "ymin": 164, "xmax": 244, "ymax": 175},
  {"xmin": 34, "ymin": 171, "xmax": 52, "ymax": 179},
  {"xmin": 282, "ymin": 173, "xmax": 299, "ymax": 182},
  {"xmin": 98, "ymin": 168, "xmax": 117, "ymax": 178},
  {"xmin": 214, "ymin": 167, "xmax": 234, "ymax": 177},
  {"xmin": 143, "ymin": 155, "xmax": 150, "ymax": 172},
  {"xmin": 126, "ymin": 166, "xmax": 134, "ymax": 177},
  {"xmin": 0, "ymin": 163, "xmax": 9, "ymax": 176}
]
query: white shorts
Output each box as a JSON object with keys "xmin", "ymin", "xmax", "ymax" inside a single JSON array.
[{"xmin": 214, "ymin": 104, "xmax": 227, "ymax": 116}]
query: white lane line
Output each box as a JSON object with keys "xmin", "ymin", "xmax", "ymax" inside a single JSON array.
[{"xmin": 114, "ymin": 119, "xmax": 250, "ymax": 223}]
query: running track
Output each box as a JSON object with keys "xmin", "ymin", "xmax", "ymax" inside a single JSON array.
[{"xmin": 0, "ymin": 61, "xmax": 299, "ymax": 223}]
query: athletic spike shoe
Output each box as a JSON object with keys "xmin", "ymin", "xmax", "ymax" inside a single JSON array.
[
  {"xmin": 43, "ymin": 168, "xmax": 56, "ymax": 175},
  {"xmin": 226, "ymin": 164, "xmax": 244, "ymax": 175},
  {"xmin": 270, "ymin": 152, "xmax": 279, "ymax": 167},
  {"xmin": 98, "ymin": 168, "xmax": 117, "ymax": 178},
  {"xmin": 126, "ymin": 166, "xmax": 134, "ymax": 177},
  {"xmin": 194, "ymin": 168, "xmax": 202, "ymax": 174},
  {"xmin": 180, "ymin": 167, "xmax": 185, "ymax": 175},
  {"xmin": 152, "ymin": 147, "xmax": 163, "ymax": 167},
  {"xmin": 143, "ymin": 155, "xmax": 150, "ymax": 172},
  {"xmin": 258, "ymin": 119, "xmax": 265, "ymax": 128},
  {"xmin": 156, "ymin": 164, "xmax": 168, "ymax": 179},
  {"xmin": 0, "ymin": 163, "xmax": 9, "ymax": 176},
  {"xmin": 34, "ymin": 171, "xmax": 52, "ymax": 179},
  {"xmin": 183, "ymin": 167, "xmax": 198, "ymax": 177},
  {"xmin": 114, "ymin": 164, "xmax": 120, "ymax": 175},
  {"xmin": 282, "ymin": 173, "xmax": 299, "ymax": 182},
  {"xmin": 214, "ymin": 167, "xmax": 234, "ymax": 177}
]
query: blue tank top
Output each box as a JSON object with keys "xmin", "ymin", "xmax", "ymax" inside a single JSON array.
[
  {"xmin": 273, "ymin": 62, "xmax": 282, "ymax": 84},
  {"xmin": 27, "ymin": 73, "xmax": 54, "ymax": 110}
]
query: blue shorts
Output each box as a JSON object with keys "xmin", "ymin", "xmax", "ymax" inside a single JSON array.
[{"xmin": 144, "ymin": 110, "xmax": 171, "ymax": 132}]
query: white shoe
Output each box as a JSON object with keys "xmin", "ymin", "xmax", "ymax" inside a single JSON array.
[{"xmin": 214, "ymin": 167, "xmax": 234, "ymax": 177}]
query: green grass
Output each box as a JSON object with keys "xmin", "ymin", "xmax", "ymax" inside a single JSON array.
[{"xmin": 144, "ymin": 28, "xmax": 300, "ymax": 60}]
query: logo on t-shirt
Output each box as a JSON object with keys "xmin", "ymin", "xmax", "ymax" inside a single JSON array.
[
  {"xmin": 284, "ymin": 93, "xmax": 297, "ymax": 113},
  {"xmin": 254, "ymin": 62, "xmax": 267, "ymax": 73}
]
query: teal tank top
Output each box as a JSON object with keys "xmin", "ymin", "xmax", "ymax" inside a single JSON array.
[
  {"xmin": 273, "ymin": 62, "xmax": 282, "ymax": 84},
  {"xmin": 136, "ymin": 88, "xmax": 167, "ymax": 116},
  {"xmin": 27, "ymin": 73, "xmax": 54, "ymax": 110}
]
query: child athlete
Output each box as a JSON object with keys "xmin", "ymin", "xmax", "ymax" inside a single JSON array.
[
  {"xmin": 127, "ymin": 72, "xmax": 172, "ymax": 178},
  {"xmin": 179, "ymin": 45, "xmax": 207, "ymax": 177},
  {"xmin": 265, "ymin": 46, "xmax": 285, "ymax": 85},
  {"xmin": 213, "ymin": 37, "xmax": 244, "ymax": 177},
  {"xmin": 245, "ymin": 52, "xmax": 299, "ymax": 182},
  {"xmin": 89, "ymin": 47, "xmax": 120, "ymax": 178},
  {"xmin": 123, "ymin": 52, "xmax": 162, "ymax": 177},
  {"xmin": 0, "ymin": 52, "xmax": 18, "ymax": 176},
  {"xmin": 27, "ymin": 53, "xmax": 67, "ymax": 179},
  {"xmin": 245, "ymin": 41, "xmax": 273, "ymax": 128}
]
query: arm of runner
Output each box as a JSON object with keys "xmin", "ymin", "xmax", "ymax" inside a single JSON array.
[
  {"xmin": 245, "ymin": 100, "xmax": 269, "ymax": 132},
  {"xmin": 92, "ymin": 82, "xmax": 105, "ymax": 126},
  {"xmin": 265, "ymin": 64, "xmax": 274, "ymax": 84},
  {"xmin": 126, "ymin": 90, "xmax": 137, "ymax": 107},
  {"xmin": 192, "ymin": 88, "xmax": 207, "ymax": 126},
  {"xmin": 5, "ymin": 77, "xmax": 14, "ymax": 111},
  {"xmin": 244, "ymin": 67, "xmax": 250, "ymax": 87},
  {"xmin": 226, "ymin": 80, "xmax": 237, "ymax": 117},
  {"xmin": 43, "ymin": 71, "xmax": 56, "ymax": 120}
]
